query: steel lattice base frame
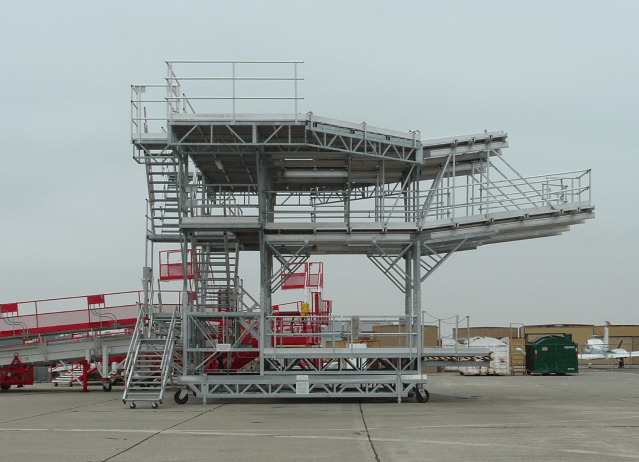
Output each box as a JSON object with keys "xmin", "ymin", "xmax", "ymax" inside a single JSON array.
[{"xmin": 177, "ymin": 373, "xmax": 428, "ymax": 404}]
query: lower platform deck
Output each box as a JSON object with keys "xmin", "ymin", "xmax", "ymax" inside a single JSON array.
[{"xmin": 171, "ymin": 347, "xmax": 490, "ymax": 403}]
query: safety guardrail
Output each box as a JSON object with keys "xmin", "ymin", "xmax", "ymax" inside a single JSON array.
[{"xmin": 0, "ymin": 290, "xmax": 184, "ymax": 340}]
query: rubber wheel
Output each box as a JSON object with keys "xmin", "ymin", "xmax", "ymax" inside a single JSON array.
[
  {"xmin": 152, "ymin": 402, "xmax": 159, "ymax": 409},
  {"xmin": 130, "ymin": 402, "xmax": 136, "ymax": 409},
  {"xmin": 69, "ymin": 382, "xmax": 73, "ymax": 387},
  {"xmin": 103, "ymin": 382, "xmax": 112, "ymax": 392},
  {"xmin": 54, "ymin": 382, "xmax": 58, "ymax": 387},
  {"xmin": 415, "ymin": 386, "xmax": 430, "ymax": 403},
  {"xmin": 1, "ymin": 384, "xmax": 11, "ymax": 391},
  {"xmin": 174, "ymin": 389, "xmax": 189, "ymax": 405}
]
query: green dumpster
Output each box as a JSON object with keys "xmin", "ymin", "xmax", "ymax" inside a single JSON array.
[{"xmin": 525, "ymin": 333, "xmax": 578, "ymax": 375}]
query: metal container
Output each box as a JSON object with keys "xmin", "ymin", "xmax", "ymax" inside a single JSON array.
[{"xmin": 525, "ymin": 333, "xmax": 579, "ymax": 375}]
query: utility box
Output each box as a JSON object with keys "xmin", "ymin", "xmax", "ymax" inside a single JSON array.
[{"xmin": 525, "ymin": 333, "xmax": 578, "ymax": 375}]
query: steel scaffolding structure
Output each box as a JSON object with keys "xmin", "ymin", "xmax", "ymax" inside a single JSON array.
[{"xmin": 126, "ymin": 61, "xmax": 594, "ymax": 407}]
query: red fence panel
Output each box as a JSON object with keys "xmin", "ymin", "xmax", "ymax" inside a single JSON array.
[
  {"xmin": 1, "ymin": 303, "xmax": 18, "ymax": 314},
  {"xmin": 87, "ymin": 295, "xmax": 105, "ymax": 305},
  {"xmin": 159, "ymin": 250, "xmax": 194, "ymax": 281}
]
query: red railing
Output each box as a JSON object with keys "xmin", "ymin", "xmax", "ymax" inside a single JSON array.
[
  {"xmin": 159, "ymin": 250, "xmax": 194, "ymax": 281},
  {"xmin": 0, "ymin": 291, "xmax": 177, "ymax": 339},
  {"xmin": 281, "ymin": 262, "xmax": 324, "ymax": 290}
]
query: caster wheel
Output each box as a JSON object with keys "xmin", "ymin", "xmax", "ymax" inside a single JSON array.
[
  {"xmin": 130, "ymin": 402, "xmax": 136, "ymax": 409},
  {"xmin": 415, "ymin": 386, "xmax": 430, "ymax": 403},
  {"xmin": 103, "ymin": 382, "xmax": 113, "ymax": 392},
  {"xmin": 152, "ymin": 402, "xmax": 159, "ymax": 409},
  {"xmin": 54, "ymin": 382, "xmax": 58, "ymax": 387},
  {"xmin": 69, "ymin": 383, "xmax": 73, "ymax": 387},
  {"xmin": 174, "ymin": 389, "xmax": 189, "ymax": 405}
]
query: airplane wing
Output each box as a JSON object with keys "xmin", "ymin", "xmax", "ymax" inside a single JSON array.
[
  {"xmin": 608, "ymin": 352, "xmax": 630, "ymax": 358},
  {"xmin": 579, "ymin": 353, "xmax": 606, "ymax": 360},
  {"xmin": 609, "ymin": 349, "xmax": 639, "ymax": 358}
]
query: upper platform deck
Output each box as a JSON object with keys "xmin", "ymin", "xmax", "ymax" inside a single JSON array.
[
  {"xmin": 132, "ymin": 61, "xmax": 594, "ymax": 254},
  {"xmin": 134, "ymin": 111, "xmax": 508, "ymax": 192}
]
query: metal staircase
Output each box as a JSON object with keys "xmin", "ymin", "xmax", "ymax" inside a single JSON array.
[
  {"xmin": 145, "ymin": 155, "xmax": 181, "ymax": 239},
  {"xmin": 193, "ymin": 237, "xmax": 240, "ymax": 310},
  {"xmin": 122, "ymin": 309, "xmax": 181, "ymax": 409}
]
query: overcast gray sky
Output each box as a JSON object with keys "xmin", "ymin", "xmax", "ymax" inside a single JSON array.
[{"xmin": 1, "ymin": 1, "xmax": 637, "ymax": 329}]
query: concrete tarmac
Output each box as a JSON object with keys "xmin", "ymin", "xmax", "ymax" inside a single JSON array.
[{"xmin": 1, "ymin": 369, "xmax": 638, "ymax": 461}]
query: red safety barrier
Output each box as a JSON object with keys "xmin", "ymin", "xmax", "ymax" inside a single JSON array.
[
  {"xmin": 281, "ymin": 263, "xmax": 308, "ymax": 290},
  {"xmin": 272, "ymin": 316, "xmax": 322, "ymax": 347},
  {"xmin": 87, "ymin": 294, "xmax": 105, "ymax": 305},
  {"xmin": 281, "ymin": 262, "xmax": 324, "ymax": 290},
  {"xmin": 307, "ymin": 262, "xmax": 324, "ymax": 288},
  {"xmin": 1, "ymin": 303, "xmax": 18, "ymax": 314},
  {"xmin": 0, "ymin": 291, "xmax": 182, "ymax": 340},
  {"xmin": 159, "ymin": 250, "xmax": 194, "ymax": 281},
  {"xmin": 320, "ymin": 299, "xmax": 333, "ymax": 326}
]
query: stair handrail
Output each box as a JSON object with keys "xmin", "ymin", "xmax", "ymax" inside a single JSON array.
[
  {"xmin": 122, "ymin": 306, "xmax": 145, "ymax": 379},
  {"xmin": 158, "ymin": 308, "xmax": 179, "ymax": 397},
  {"xmin": 1, "ymin": 314, "xmax": 29, "ymax": 338}
]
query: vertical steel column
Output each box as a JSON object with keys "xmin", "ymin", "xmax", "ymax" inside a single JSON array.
[
  {"xmin": 232, "ymin": 62, "xmax": 236, "ymax": 123},
  {"xmin": 381, "ymin": 159, "xmax": 385, "ymax": 222},
  {"xmin": 413, "ymin": 236, "xmax": 422, "ymax": 371},
  {"xmin": 485, "ymin": 139, "xmax": 491, "ymax": 217},
  {"xmin": 102, "ymin": 344, "xmax": 109, "ymax": 380},
  {"xmin": 294, "ymin": 62, "xmax": 298, "ymax": 123},
  {"xmin": 404, "ymin": 248, "xmax": 412, "ymax": 317},
  {"xmin": 344, "ymin": 156, "xmax": 351, "ymax": 227},
  {"xmin": 178, "ymin": 151, "xmax": 191, "ymax": 373},
  {"xmin": 452, "ymin": 145, "xmax": 456, "ymax": 223},
  {"xmin": 142, "ymin": 238, "xmax": 152, "ymax": 321},
  {"xmin": 257, "ymin": 147, "xmax": 272, "ymax": 375}
]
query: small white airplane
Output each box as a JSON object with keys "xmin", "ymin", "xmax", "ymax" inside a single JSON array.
[{"xmin": 579, "ymin": 323, "xmax": 639, "ymax": 364}]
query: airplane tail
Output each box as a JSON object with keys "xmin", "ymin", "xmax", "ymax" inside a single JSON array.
[
  {"xmin": 604, "ymin": 326, "xmax": 609, "ymax": 349},
  {"xmin": 605, "ymin": 321, "xmax": 612, "ymax": 326}
]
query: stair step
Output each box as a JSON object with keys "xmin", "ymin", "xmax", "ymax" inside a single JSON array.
[{"xmin": 124, "ymin": 392, "xmax": 162, "ymax": 397}]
